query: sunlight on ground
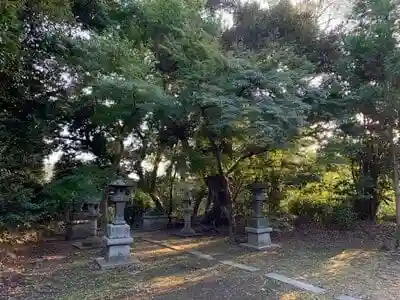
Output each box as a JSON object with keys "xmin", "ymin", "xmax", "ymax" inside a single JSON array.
[
  {"xmin": 148, "ymin": 268, "xmax": 216, "ymax": 293},
  {"xmin": 167, "ymin": 239, "xmax": 217, "ymax": 251},
  {"xmin": 280, "ymin": 292, "xmax": 299, "ymax": 300},
  {"xmin": 138, "ymin": 247, "xmax": 176, "ymax": 256},
  {"xmin": 316, "ymin": 249, "xmax": 375, "ymax": 277},
  {"xmin": 0, "ymin": 230, "xmax": 38, "ymax": 244},
  {"xmin": 279, "ymin": 291, "xmax": 327, "ymax": 300},
  {"xmin": 1, "ymin": 266, "xmax": 23, "ymax": 276},
  {"xmin": 280, "ymin": 292, "xmax": 307, "ymax": 300},
  {"xmin": 136, "ymin": 238, "xmax": 219, "ymax": 259},
  {"xmin": 38, "ymin": 255, "xmax": 66, "ymax": 261}
]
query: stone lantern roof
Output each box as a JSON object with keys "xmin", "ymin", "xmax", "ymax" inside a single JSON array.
[
  {"xmin": 109, "ymin": 177, "xmax": 134, "ymax": 188},
  {"xmin": 248, "ymin": 183, "xmax": 266, "ymax": 190},
  {"xmin": 85, "ymin": 195, "xmax": 102, "ymax": 204}
]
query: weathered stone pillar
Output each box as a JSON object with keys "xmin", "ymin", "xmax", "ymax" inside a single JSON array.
[
  {"xmin": 96, "ymin": 177, "xmax": 138, "ymax": 269},
  {"xmin": 174, "ymin": 188, "xmax": 201, "ymax": 237},
  {"xmin": 240, "ymin": 183, "xmax": 280, "ymax": 251}
]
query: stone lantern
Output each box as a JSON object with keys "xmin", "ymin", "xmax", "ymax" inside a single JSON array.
[
  {"xmin": 72, "ymin": 196, "xmax": 103, "ymax": 249},
  {"xmin": 240, "ymin": 183, "xmax": 280, "ymax": 251},
  {"xmin": 67, "ymin": 196, "xmax": 101, "ymax": 242},
  {"xmin": 86, "ymin": 197, "xmax": 101, "ymax": 219},
  {"xmin": 95, "ymin": 177, "xmax": 138, "ymax": 269},
  {"xmin": 174, "ymin": 187, "xmax": 200, "ymax": 237},
  {"xmin": 83, "ymin": 196, "xmax": 101, "ymax": 236}
]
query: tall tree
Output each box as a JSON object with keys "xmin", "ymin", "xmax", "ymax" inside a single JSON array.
[
  {"xmin": 0, "ymin": 0, "xmax": 73, "ymax": 226},
  {"xmin": 318, "ymin": 0, "xmax": 400, "ymax": 225}
]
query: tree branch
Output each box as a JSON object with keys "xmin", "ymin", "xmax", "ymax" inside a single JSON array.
[
  {"xmin": 149, "ymin": 144, "xmax": 164, "ymax": 191},
  {"xmin": 208, "ymin": 135, "xmax": 224, "ymax": 175},
  {"xmin": 58, "ymin": 135, "xmax": 89, "ymax": 143},
  {"xmin": 226, "ymin": 147, "xmax": 269, "ymax": 176},
  {"xmin": 134, "ymin": 127, "xmax": 145, "ymax": 140}
]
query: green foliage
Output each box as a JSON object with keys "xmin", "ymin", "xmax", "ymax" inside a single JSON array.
[
  {"xmin": 41, "ymin": 165, "xmax": 111, "ymax": 217},
  {"xmin": 3, "ymin": 0, "xmax": 400, "ymax": 234},
  {"xmin": 288, "ymin": 198, "xmax": 357, "ymax": 230}
]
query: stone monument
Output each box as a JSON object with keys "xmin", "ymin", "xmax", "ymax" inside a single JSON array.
[
  {"xmin": 173, "ymin": 188, "xmax": 201, "ymax": 237},
  {"xmin": 66, "ymin": 197, "xmax": 100, "ymax": 241},
  {"xmin": 142, "ymin": 208, "xmax": 169, "ymax": 231},
  {"xmin": 95, "ymin": 177, "xmax": 138, "ymax": 269},
  {"xmin": 240, "ymin": 183, "xmax": 280, "ymax": 251},
  {"xmin": 72, "ymin": 196, "xmax": 103, "ymax": 249}
]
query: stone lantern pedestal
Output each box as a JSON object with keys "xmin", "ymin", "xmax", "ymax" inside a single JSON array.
[
  {"xmin": 73, "ymin": 197, "xmax": 103, "ymax": 249},
  {"xmin": 174, "ymin": 188, "xmax": 201, "ymax": 237},
  {"xmin": 240, "ymin": 183, "xmax": 280, "ymax": 251},
  {"xmin": 95, "ymin": 177, "xmax": 139, "ymax": 269}
]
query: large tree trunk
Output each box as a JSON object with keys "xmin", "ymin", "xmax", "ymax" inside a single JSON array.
[
  {"xmin": 393, "ymin": 164, "xmax": 400, "ymax": 249},
  {"xmin": 353, "ymin": 141, "xmax": 380, "ymax": 222},
  {"xmin": 201, "ymin": 175, "xmax": 236, "ymax": 235},
  {"xmin": 390, "ymin": 129, "xmax": 400, "ymax": 249}
]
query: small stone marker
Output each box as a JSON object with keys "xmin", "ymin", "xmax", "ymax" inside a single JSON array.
[
  {"xmin": 186, "ymin": 250, "xmax": 215, "ymax": 260},
  {"xmin": 336, "ymin": 295, "xmax": 362, "ymax": 300},
  {"xmin": 266, "ymin": 273, "xmax": 326, "ymax": 294},
  {"xmin": 240, "ymin": 183, "xmax": 280, "ymax": 251},
  {"xmin": 220, "ymin": 260, "xmax": 260, "ymax": 272},
  {"xmin": 95, "ymin": 177, "xmax": 139, "ymax": 269}
]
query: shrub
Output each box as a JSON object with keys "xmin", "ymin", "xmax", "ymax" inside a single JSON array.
[
  {"xmin": 324, "ymin": 204, "xmax": 357, "ymax": 230},
  {"xmin": 288, "ymin": 198, "xmax": 327, "ymax": 222},
  {"xmin": 288, "ymin": 198, "xmax": 357, "ymax": 230}
]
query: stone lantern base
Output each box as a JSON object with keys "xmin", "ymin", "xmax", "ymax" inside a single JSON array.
[
  {"xmin": 95, "ymin": 256, "xmax": 139, "ymax": 270},
  {"xmin": 95, "ymin": 223, "xmax": 139, "ymax": 270},
  {"xmin": 173, "ymin": 227, "xmax": 202, "ymax": 237},
  {"xmin": 73, "ymin": 236, "xmax": 104, "ymax": 250},
  {"xmin": 240, "ymin": 227, "xmax": 280, "ymax": 251}
]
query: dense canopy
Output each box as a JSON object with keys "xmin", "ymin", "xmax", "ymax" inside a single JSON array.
[{"xmin": 1, "ymin": 0, "xmax": 400, "ymax": 242}]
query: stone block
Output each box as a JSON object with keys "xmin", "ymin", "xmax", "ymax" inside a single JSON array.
[
  {"xmin": 173, "ymin": 228, "xmax": 202, "ymax": 237},
  {"xmin": 105, "ymin": 237, "xmax": 133, "ymax": 246},
  {"xmin": 106, "ymin": 223, "xmax": 131, "ymax": 238},
  {"xmin": 247, "ymin": 217, "xmax": 269, "ymax": 229},
  {"xmin": 240, "ymin": 227, "xmax": 280, "ymax": 251},
  {"xmin": 95, "ymin": 257, "xmax": 139, "ymax": 270},
  {"xmin": 142, "ymin": 215, "xmax": 169, "ymax": 231},
  {"xmin": 248, "ymin": 231, "xmax": 270, "ymax": 246},
  {"xmin": 105, "ymin": 243, "xmax": 132, "ymax": 262},
  {"xmin": 73, "ymin": 236, "xmax": 103, "ymax": 250},
  {"xmin": 67, "ymin": 220, "xmax": 97, "ymax": 240}
]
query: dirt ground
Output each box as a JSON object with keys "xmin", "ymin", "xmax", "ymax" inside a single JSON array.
[{"xmin": 1, "ymin": 223, "xmax": 400, "ymax": 300}]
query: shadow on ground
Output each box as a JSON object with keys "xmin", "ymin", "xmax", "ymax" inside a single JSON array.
[{"xmin": 2, "ymin": 224, "xmax": 400, "ymax": 299}]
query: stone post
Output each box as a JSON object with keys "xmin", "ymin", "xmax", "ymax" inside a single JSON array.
[
  {"xmin": 95, "ymin": 177, "xmax": 139, "ymax": 269},
  {"xmin": 240, "ymin": 183, "xmax": 280, "ymax": 251},
  {"xmin": 173, "ymin": 187, "xmax": 200, "ymax": 237}
]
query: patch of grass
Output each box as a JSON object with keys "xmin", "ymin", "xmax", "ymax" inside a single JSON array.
[{"xmin": 377, "ymin": 201, "xmax": 396, "ymax": 221}]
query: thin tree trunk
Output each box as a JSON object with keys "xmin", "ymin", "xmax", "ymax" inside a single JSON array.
[
  {"xmin": 100, "ymin": 137, "xmax": 124, "ymax": 230},
  {"xmin": 168, "ymin": 167, "xmax": 177, "ymax": 225},
  {"xmin": 149, "ymin": 193, "xmax": 165, "ymax": 212},
  {"xmin": 389, "ymin": 128, "xmax": 400, "ymax": 249},
  {"xmin": 191, "ymin": 189, "xmax": 207, "ymax": 222}
]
